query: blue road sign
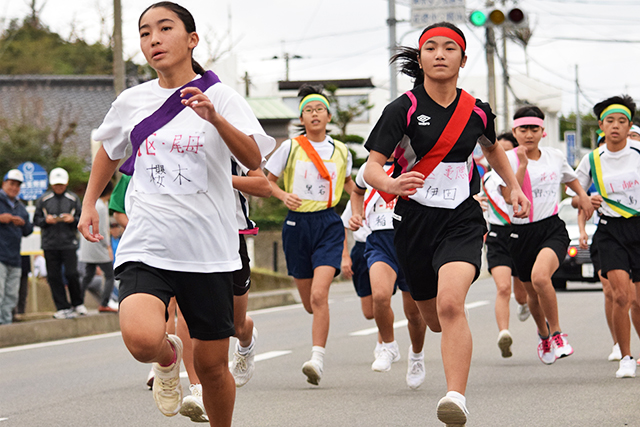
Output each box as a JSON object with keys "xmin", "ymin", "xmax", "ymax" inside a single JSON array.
[{"xmin": 17, "ymin": 162, "xmax": 48, "ymax": 201}]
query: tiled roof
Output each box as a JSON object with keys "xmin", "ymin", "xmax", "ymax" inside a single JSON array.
[
  {"xmin": 246, "ymin": 97, "xmax": 297, "ymax": 120},
  {"xmin": 0, "ymin": 75, "xmax": 116, "ymax": 162}
]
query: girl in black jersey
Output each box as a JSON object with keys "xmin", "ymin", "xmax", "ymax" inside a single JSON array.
[{"xmin": 363, "ymin": 22, "xmax": 529, "ymax": 426}]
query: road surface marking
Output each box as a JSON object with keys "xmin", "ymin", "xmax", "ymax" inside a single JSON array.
[
  {"xmin": 0, "ymin": 332, "xmax": 122, "ymax": 354},
  {"xmin": 179, "ymin": 350, "xmax": 293, "ymax": 377}
]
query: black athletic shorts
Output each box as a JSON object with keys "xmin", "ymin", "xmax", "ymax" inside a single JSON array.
[
  {"xmin": 393, "ymin": 197, "xmax": 487, "ymax": 301},
  {"xmin": 116, "ymin": 262, "xmax": 235, "ymax": 341},
  {"xmin": 486, "ymin": 223, "xmax": 517, "ymax": 274},
  {"xmin": 596, "ymin": 215, "xmax": 640, "ymax": 282},
  {"xmin": 589, "ymin": 229, "xmax": 601, "ymax": 275},
  {"xmin": 508, "ymin": 215, "xmax": 569, "ymax": 283},
  {"xmin": 232, "ymin": 235, "xmax": 252, "ymax": 296}
]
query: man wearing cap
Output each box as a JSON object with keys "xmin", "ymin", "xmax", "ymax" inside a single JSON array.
[
  {"xmin": 33, "ymin": 167, "xmax": 85, "ymax": 319},
  {"xmin": 0, "ymin": 169, "xmax": 34, "ymax": 324}
]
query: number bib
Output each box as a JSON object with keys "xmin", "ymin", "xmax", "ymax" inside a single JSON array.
[
  {"xmin": 292, "ymin": 159, "xmax": 338, "ymax": 203},
  {"xmin": 410, "ymin": 160, "xmax": 471, "ymax": 209}
]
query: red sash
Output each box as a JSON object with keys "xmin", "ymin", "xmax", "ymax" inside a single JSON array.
[
  {"xmin": 380, "ymin": 90, "xmax": 477, "ymax": 203},
  {"xmin": 363, "ymin": 166, "xmax": 395, "ymax": 217},
  {"xmin": 294, "ymin": 135, "xmax": 334, "ymax": 209}
]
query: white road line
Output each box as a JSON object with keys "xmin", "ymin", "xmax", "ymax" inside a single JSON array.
[
  {"xmin": 179, "ymin": 350, "xmax": 293, "ymax": 377},
  {"xmin": 0, "ymin": 332, "xmax": 122, "ymax": 354},
  {"xmin": 348, "ymin": 300, "xmax": 490, "ymax": 337},
  {"xmin": 0, "ymin": 418, "xmax": 8, "ymax": 422},
  {"xmin": 248, "ymin": 303, "xmax": 304, "ymax": 315}
]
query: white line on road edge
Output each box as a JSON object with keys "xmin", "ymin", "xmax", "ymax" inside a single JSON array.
[
  {"xmin": 248, "ymin": 303, "xmax": 304, "ymax": 315},
  {"xmin": 348, "ymin": 300, "xmax": 490, "ymax": 336},
  {"xmin": 180, "ymin": 350, "xmax": 294, "ymax": 377},
  {"xmin": 0, "ymin": 332, "xmax": 123, "ymax": 354}
]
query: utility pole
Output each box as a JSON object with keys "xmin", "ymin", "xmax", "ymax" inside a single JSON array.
[
  {"xmin": 575, "ymin": 65, "xmax": 582, "ymax": 149},
  {"xmin": 485, "ymin": 27, "xmax": 497, "ymax": 110},
  {"xmin": 501, "ymin": 27, "xmax": 509, "ymax": 130},
  {"xmin": 388, "ymin": 0, "xmax": 398, "ymax": 101},
  {"xmin": 272, "ymin": 51, "xmax": 302, "ymax": 81},
  {"xmin": 113, "ymin": 0, "xmax": 125, "ymax": 95},
  {"xmin": 243, "ymin": 71, "xmax": 251, "ymax": 97}
]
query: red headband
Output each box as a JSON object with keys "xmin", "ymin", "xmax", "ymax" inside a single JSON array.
[{"xmin": 418, "ymin": 27, "xmax": 466, "ymax": 52}]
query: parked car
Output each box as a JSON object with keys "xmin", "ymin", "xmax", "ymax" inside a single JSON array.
[{"xmin": 552, "ymin": 198, "xmax": 600, "ymax": 290}]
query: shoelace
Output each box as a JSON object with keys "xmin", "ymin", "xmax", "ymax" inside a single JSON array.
[
  {"xmin": 234, "ymin": 352, "xmax": 248, "ymax": 372},
  {"xmin": 551, "ymin": 334, "xmax": 565, "ymax": 349},
  {"xmin": 409, "ymin": 360, "xmax": 424, "ymax": 375},
  {"xmin": 540, "ymin": 338, "xmax": 552, "ymax": 353},
  {"xmin": 157, "ymin": 375, "xmax": 179, "ymax": 395}
]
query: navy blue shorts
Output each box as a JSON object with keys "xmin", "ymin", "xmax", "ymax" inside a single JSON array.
[
  {"xmin": 364, "ymin": 230, "xmax": 409, "ymax": 292},
  {"xmin": 282, "ymin": 209, "xmax": 344, "ymax": 279},
  {"xmin": 350, "ymin": 241, "xmax": 372, "ymax": 297},
  {"xmin": 509, "ymin": 215, "xmax": 569, "ymax": 283}
]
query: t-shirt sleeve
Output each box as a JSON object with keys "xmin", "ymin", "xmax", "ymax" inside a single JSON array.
[
  {"xmin": 265, "ymin": 140, "xmax": 292, "ymax": 178},
  {"xmin": 364, "ymin": 96, "xmax": 410, "ymax": 157},
  {"xmin": 354, "ymin": 162, "xmax": 367, "ymax": 190},
  {"xmin": 346, "ymin": 149, "xmax": 353, "ymax": 177},
  {"xmin": 559, "ymin": 155, "xmax": 578, "ymax": 183},
  {"xmin": 477, "ymin": 100, "xmax": 497, "ymax": 143},
  {"xmin": 340, "ymin": 201, "xmax": 352, "ymax": 228},
  {"xmin": 93, "ymin": 103, "xmax": 129, "ymax": 161},
  {"xmin": 575, "ymin": 152, "xmax": 593, "ymax": 191}
]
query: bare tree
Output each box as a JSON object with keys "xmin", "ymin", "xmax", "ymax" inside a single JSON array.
[{"xmin": 508, "ymin": 25, "xmax": 534, "ymax": 76}]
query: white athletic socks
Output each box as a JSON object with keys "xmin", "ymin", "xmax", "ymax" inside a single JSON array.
[
  {"xmin": 238, "ymin": 335, "xmax": 256, "ymax": 355},
  {"xmin": 311, "ymin": 346, "xmax": 325, "ymax": 365}
]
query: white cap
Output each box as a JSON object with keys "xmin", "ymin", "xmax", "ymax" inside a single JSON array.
[
  {"xmin": 49, "ymin": 167, "xmax": 69, "ymax": 186},
  {"xmin": 4, "ymin": 169, "xmax": 24, "ymax": 183}
]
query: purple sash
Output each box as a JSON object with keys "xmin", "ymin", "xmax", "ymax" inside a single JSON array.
[{"xmin": 120, "ymin": 70, "xmax": 221, "ymax": 175}]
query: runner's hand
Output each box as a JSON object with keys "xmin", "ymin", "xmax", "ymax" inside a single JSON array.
[
  {"xmin": 349, "ymin": 214, "xmax": 363, "ymax": 231},
  {"xmin": 283, "ymin": 193, "xmax": 302, "ymax": 210},
  {"xmin": 510, "ymin": 188, "xmax": 530, "ymax": 218},
  {"xmin": 341, "ymin": 255, "xmax": 353, "ymax": 279},
  {"xmin": 78, "ymin": 206, "xmax": 103, "ymax": 242},
  {"xmin": 388, "ymin": 171, "xmax": 424, "ymax": 197},
  {"xmin": 590, "ymin": 194, "xmax": 603, "ymax": 210},
  {"xmin": 181, "ymin": 87, "xmax": 217, "ymax": 123}
]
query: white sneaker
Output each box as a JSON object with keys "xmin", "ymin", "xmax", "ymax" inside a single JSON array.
[
  {"xmin": 537, "ymin": 336, "xmax": 556, "ymax": 365},
  {"xmin": 437, "ymin": 395, "xmax": 469, "ymax": 426},
  {"xmin": 73, "ymin": 304, "xmax": 88, "ymax": 316},
  {"xmin": 371, "ymin": 341, "xmax": 401, "ymax": 372},
  {"xmin": 301, "ymin": 359, "xmax": 323, "ymax": 386},
  {"xmin": 608, "ymin": 343, "xmax": 622, "ymax": 362},
  {"xmin": 374, "ymin": 342, "xmax": 383, "ymax": 359},
  {"xmin": 517, "ymin": 303, "xmax": 531, "ymax": 322},
  {"xmin": 551, "ymin": 333, "xmax": 574, "ymax": 359},
  {"xmin": 616, "ymin": 356, "xmax": 637, "ymax": 378},
  {"xmin": 497, "ymin": 330, "xmax": 513, "ymax": 358},
  {"xmin": 152, "ymin": 334, "xmax": 183, "ymax": 416},
  {"xmin": 146, "ymin": 367, "xmax": 154, "ymax": 390},
  {"xmin": 180, "ymin": 384, "xmax": 209, "ymax": 423},
  {"xmin": 107, "ymin": 299, "xmax": 119, "ymax": 311},
  {"xmin": 53, "ymin": 308, "xmax": 76, "ymax": 319},
  {"xmin": 231, "ymin": 327, "xmax": 258, "ymax": 388},
  {"xmin": 406, "ymin": 347, "xmax": 425, "ymax": 389}
]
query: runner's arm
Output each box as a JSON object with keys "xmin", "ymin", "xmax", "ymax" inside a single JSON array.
[
  {"xmin": 482, "ymin": 142, "xmax": 530, "ymax": 218},
  {"xmin": 363, "ymin": 150, "xmax": 424, "ymax": 197}
]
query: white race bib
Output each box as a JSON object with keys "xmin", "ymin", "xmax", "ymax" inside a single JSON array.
[
  {"xmin": 602, "ymin": 170, "xmax": 640, "ymax": 208},
  {"xmin": 134, "ymin": 129, "xmax": 208, "ymax": 195},
  {"xmin": 410, "ymin": 161, "xmax": 471, "ymax": 209},
  {"xmin": 292, "ymin": 160, "xmax": 337, "ymax": 202}
]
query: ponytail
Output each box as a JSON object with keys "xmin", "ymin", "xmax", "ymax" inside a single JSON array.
[
  {"xmin": 390, "ymin": 47, "xmax": 423, "ymax": 89},
  {"xmin": 192, "ymin": 58, "xmax": 205, "ymax": 75}
]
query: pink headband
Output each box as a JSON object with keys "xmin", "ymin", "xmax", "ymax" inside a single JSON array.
[
  {"xmin": 513, "ymin": 117, "xmax": 547, "ymax": 137},
  {"xmin": 419, "ymin": 27, "xmax": 466, "ymax": 52}
]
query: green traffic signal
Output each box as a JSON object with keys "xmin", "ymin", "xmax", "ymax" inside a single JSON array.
[{"xmin": 469, "ymin": 10, "xmax": 487, "ymax": 27}]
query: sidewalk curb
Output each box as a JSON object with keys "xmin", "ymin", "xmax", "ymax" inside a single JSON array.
[{"xmin": 0, "ymin": 288, "xmax": 298, "ymax": 349}]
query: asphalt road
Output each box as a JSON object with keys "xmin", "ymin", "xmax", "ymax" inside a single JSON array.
[{"xmin": 1, "ymin": 278, "xmax": 638, "ymax": 427}]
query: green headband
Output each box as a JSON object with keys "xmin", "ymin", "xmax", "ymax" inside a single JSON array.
[
  {"xmin": 299, "ymin": 94, "xmax": 330, "ymax": 115},
  {"xmin": 600, "ymin": 104, "xmax": 632, "ymax": 121}
]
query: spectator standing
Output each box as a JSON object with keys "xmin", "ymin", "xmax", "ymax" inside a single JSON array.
[
  {"xmin": 33, "ymin": 167, "xmax": 85, "ymax": 319},
  {"xmin": 0, "ymin": 169, "xmax": 34, "ymax": 324},
  {"xmin": 78, "ymin": 181, "xmax": 117, "ymax": 312}
]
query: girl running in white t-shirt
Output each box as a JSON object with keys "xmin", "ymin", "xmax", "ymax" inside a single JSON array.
[
  {"xmin": 576, "ymin": 95, "xmax": 640, "ymax": 378},
  {"xmin": 499, "ymin": 106, "xmax": 593, "ymax": 367},
  {"xmin": 78, "ymin": 3, "xmax": 274, "ymax": 425}
]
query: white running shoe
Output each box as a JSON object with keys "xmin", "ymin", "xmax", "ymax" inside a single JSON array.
[
  {"xmin": 301, "ymin": 359, "xmax": 323, "ymax": 386},
  {"xmin": 374, "ymin": 342, "xmax": 383, "ymax": 359},
  {"xmin": 371, "ymin": 341, "xmax": 401, "ymax": 372},
  {"xmin": 53, "ymin": 308, "xmax": 76, "ymax": 319},
  {"xmin": 231, "ymin": 327, "xmax": 258, "ymax": 388},
  {"xmin": 73, "ymin": 304, "xmax": 88, "ymax": 316},
  {"xmin": 517, "ymin": 303, "xmax": 531, "ymax": 322},
  {"xmin": 180, "ymin": 384, "xmax": 209, "ymax": 423},
  {"xmin": 497, "ymin": 330, "xmax": 513, "ymax": 358},
  {"xmin": 537, "ymin": 336, "xmax": 556, "ymax": 365},
  {"xmin": 616, "ymin": 356, "xmax": 636, "ymax": 378},
  {"xmin": 437, "ymin": 395, "xmax": 469, "ymax": 426},
  {"xmin": 146, "ymin": 367, "xmax": 154, "ymax": 390},
  {"xmin": 406, "ymin": 347, "xmax": 425, "ymax": 389},
  {"xmin": 551, "ymin": 333, "xmax": 574, "ymax": 359},
  {"xmin": 152, "ymin": 334, "xmax": 184, "ymax": 416},
  {"xmin": 608, "ymin": 343, "xmax": 622, "ymax": 362}
]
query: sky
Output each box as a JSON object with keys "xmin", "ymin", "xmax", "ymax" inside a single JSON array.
[{"xmin": 2, "ymin": 0, "xmax": 640, "ymax": 115}]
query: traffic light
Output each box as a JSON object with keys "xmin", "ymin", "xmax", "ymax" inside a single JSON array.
[{"xmin": 469, "ymin": 7, "xmax": 526, "ymax": 27}]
